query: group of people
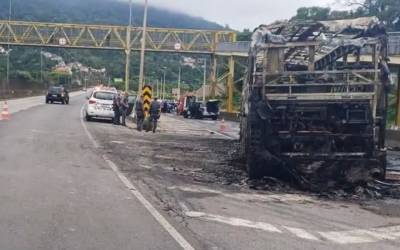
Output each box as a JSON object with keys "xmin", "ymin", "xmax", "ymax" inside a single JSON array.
[
  {"xmin": 135, "ymin": 95, "xmax": 161, "ymax": 133},
  {"xmin": 112, "ymin": 92, "xmax": 130, "ymax": 126},
  {"xmin": 113, "ymin": 92, "xmax": 160, "ymax": 133}
]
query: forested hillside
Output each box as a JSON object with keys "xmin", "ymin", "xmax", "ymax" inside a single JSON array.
[
  {"xmin": 0, "ymin": 0, "xmax": 222, "ymax": 29},
  {"xmin": 0, "ymin": 0, "xmax": 224, "ymax": 93}
]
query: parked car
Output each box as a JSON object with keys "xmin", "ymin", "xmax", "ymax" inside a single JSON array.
[
  {"xmin": 161, "ymin": 100, "xmax": 176, "ymax": 113},
  {"xmin": 46, "ymin": 86, "xmax": 69, "ymax": 104},
  {"xmin": 84, "ymin": 87, "xmax": 117, "ymax": 121},
  {"xmin": 185, "ymin": 100, "xmax": 220, "ymax": 120}
]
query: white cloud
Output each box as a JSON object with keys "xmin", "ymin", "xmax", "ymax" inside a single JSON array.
[{"xmin": 132, "ymin": 0, "xmax": 336, "ymax": 30}]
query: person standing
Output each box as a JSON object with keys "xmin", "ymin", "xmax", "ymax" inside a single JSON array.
[
  {"xmin": 120, "ymin": 92, "xmax": 129, "ymax": 126},
  {"xmin": 148, "ymin": 97, "xmax": 161, "ymax": 133},
  {"xmin": 113, "ymin": 93, "xmax": 121, "ymax": 125},
  {"xmin": 135, "ymin": 95, "xmax": 145, "ymax": 131}
]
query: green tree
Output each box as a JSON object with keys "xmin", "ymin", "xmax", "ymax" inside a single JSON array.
[
  {"xmin": 293, "ymin": 7, "xmax": 331, "ymax": 21},
  {"xmin": 237, "ymin": 29, "xmax": 252, "ymax": 41},
  {"xmin": 342, "ymin": 0, "xmax": 400, "ymax": 31}
]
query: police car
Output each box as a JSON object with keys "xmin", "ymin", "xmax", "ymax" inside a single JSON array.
[{"xmin": 84, "ymin": 86, "xmax": 118, "ymax": 121}]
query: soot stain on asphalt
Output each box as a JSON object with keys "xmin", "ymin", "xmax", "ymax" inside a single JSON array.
[{"xmin": 91, "ymin": 122, "xmax": 400, "ymax": 218}]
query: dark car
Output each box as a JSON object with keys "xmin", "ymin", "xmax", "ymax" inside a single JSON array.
[
  {"xmin": 46, "ymin": 86, "xmax": 69, "ymax": 104},
  {"xmin": 161, "ymin": 101, "xmax": 175, "ymax": 113},
  {"xmin": 185, "ymin": 100, "xmax": 220, "ymax": 120}
]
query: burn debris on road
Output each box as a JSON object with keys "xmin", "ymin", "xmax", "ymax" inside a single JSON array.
[{"xmin": 89, "ymin": 118, "xmax": 400, "ymax": 223}]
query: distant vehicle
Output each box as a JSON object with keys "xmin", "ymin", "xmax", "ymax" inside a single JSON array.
[
  {"xmin": 84, "ymin": 87, "xmax": 117, "ymax": 121},
  {"xmin": 184, "ymin": 100, "xmax": 220, "ymax": 120},
  {"xmin": 46, "ymin": 86, "xmax": 69, "ymax": 104},
  {"xmin": 178, "ymin": 95, "xmax": 196, "ymax": 116},
  {"xmin": 161, "ymin": 100, "xmax": 176, "ymax": 113}
]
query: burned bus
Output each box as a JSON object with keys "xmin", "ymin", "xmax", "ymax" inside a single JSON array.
[{"xmin": 240, "ymin": 17, "xmax": 391, "ymax": 186}]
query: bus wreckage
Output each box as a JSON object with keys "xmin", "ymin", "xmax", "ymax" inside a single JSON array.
[{"xmin": 240, "ymin": 17, "xmax": 391, "ymax": 187}]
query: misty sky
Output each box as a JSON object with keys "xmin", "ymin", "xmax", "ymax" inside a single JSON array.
[{"xmin": 132, "ymin": 0, "xmax": 340, "ymax": 30}]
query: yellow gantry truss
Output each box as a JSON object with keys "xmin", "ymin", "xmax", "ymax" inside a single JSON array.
[{"xmin": 0, "ymin": 20, "xmax": 235, "ymax": 54}]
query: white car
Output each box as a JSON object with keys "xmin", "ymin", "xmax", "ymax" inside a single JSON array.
[{"xmin": 84, "ymin": 88, "xmax": 117, "ymax": 121}]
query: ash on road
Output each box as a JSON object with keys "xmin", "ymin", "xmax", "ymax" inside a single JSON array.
[{"xmin": 88, "ymin": 114, "xmax": 400, "ymax": 250}]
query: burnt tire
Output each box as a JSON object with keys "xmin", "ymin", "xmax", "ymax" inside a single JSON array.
[
  {"xmin": 241, "ymin": 92, "xmax": 266, "ymax": 179},
  {"xmin": 85, "ymin": 113, "xmax": 92, "ymax": 121},
  {"xmin": 246, "ymin": 121, "xmax": 265, "ymax": 179}
]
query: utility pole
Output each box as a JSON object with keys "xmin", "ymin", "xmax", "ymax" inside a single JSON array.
[
  {"xmin": 125, "ymin": 0, "xmax": 133, "ymax": 92},
  {"xmin": 156, "ymin": 79, "xmax": 159, "ymax": 97},
  {"xmin": 202, "ymin": 59, "xmax": 207, "ymax": 103},
  {"xmin": 160, "ymin": 76, "xmax": 163, "ymax": 97},
  {"xmin": 138, "ymin": 0, "xmax": 148, "ymax": 94},
  {"xmin": 40, "ymin": 49, "xmax": 44, "ymax": 88},
  {"xmin": 163, "ymin": 70, "xmax": 166, "ymax": 100},
  {"xmin": 177, "ymin": 66, "xmax": 181, "ymax": 101},
  {"xmin": 6, "ymin": 0, "xmax": 12, "ymax": 95}
]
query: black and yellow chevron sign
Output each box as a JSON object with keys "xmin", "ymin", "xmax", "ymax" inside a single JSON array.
[{"xmin": 142, "ymin": 85, "xmax": 152, "ymax": 116}]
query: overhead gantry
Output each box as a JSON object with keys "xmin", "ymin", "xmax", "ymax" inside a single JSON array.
[{"xmin": 0, "ymin": 20, "xmax": 239, "ymax": 112}]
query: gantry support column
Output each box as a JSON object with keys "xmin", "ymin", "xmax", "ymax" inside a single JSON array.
[
  {"xmin": 125, "ymin": 50, "xmax": 131, "ymax": 92},
  {"xmin": 227, "ymin": 56, "xmax": 235, "ymax": 113},
  {"xmin": 395, "ymin": 68, "xmax": 400, "ymax": 126},
  {"xmin": 210, "ymin": 55, "xmax": 217, "ymax": 98},
  {"xmin": 125, "ymin": 26, "xmax": 131, "ymax": 92}
]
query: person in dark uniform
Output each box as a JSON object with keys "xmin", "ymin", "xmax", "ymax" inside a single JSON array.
[
  {"xmin": 120, "ymin": 92, "xmax": 129, "ymax": 126},
  {"xmin": 135, "ymin": 95, "xmax": 145, "ymax": 131},
  {"xmin": 148, "ymin": 97, "xmax": 161, "ymax": 133},
  {"xmin": 113, "ymin": 93, "xmax": 121, "ymax": 125}
]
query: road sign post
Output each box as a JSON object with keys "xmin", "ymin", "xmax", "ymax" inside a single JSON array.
[{"xmin": 142, "ymin": 85, "xmax": 152, "ymax": 117}]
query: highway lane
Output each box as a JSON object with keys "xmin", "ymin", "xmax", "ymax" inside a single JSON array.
[
  {"xmin": 2, "ymin": 94, "xmax": 400, "ymax": 250},
  {"xmin": 1, "ymin": 91, "xmax": 84, "ymax": 115},
  {"xmin": 0, "ymin": 94, "xmax": 185, "ymax": 250}
]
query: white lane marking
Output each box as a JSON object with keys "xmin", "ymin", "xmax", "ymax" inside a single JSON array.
[
  {"xmin": 373, "ymin": 225, "xmax": 400, "ymax": 239},
  {"xmin": 80, "ymin": 106, "xmax": 195, "ymax": 250},
  {"xmin": 185, "ymin": 211, "xmax": 282, "ymax": 233},
  {"xmin": 320, "ymin": 225, "xmax": 400, "ymax": 244},
  {"xmin": 169, "ymin": 185, "xmax": 314, "ymax": 203},
  {"xmin": 283, "ymin": 226, "xmax": 320, "ymax": 241},
  {"xmin": 80, "ymin": 106, "xmax": 100, "ymax": 149},
  {"xmin": 185, "ymin": 210, "xmax": 400, "ymax": 245},
  {"xmin": 319, "ymin": 230, "xmax": 379, "ymax": 244},
  {"xmin": 111, "ymin": 140, "xmax": 125, "ymax": 144}
]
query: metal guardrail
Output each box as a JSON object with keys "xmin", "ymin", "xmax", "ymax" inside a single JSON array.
[
  {"xmin": 216, "ymin": 32, "xmax": 400, "ymax": 56},
  {"xmin": 216, "ymin": 41, "xmax": 250, "ymax": 54},
  {"xmin": 389, "ymin": 32, "xmax": 400, "ymax": 55}
]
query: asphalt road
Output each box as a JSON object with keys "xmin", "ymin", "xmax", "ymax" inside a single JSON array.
[
  {"xmin": 1, "ymin": 94, "xmax": 400, "ymax": 250},
  {"xmin": 90, "ymin": 109, "xmax": 400, "ymax": 249},
  {"xmin": 0, "ymin": 95, "xmax": 185, "ymax": 250}
]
